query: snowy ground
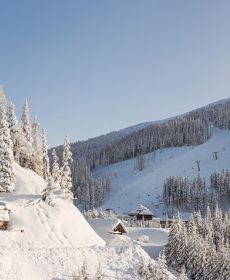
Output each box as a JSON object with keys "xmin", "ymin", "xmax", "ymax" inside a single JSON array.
[
  {"xmin": 2, "ymin": 245, "xmax": 153, "ymax": 280},
  {"xmin": 88, "ymin": 217, "xmax": 169, "ymax": 260},
  {"xmin": 126, "ymin": 227, "xmax": 169, "ymax": 259},
  {"xmin": 0, "ymin": 164, "xmax": 104, "ymax": 248},
  {"xmin": 94, "ymin": 128, "xmax": 230, "ymax": 216},
  {"xmin": 0, "ymin": 164, "xmax": 168, "ymax": 279}
]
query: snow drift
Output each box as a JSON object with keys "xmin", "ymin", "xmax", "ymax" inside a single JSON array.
[{"xmin": 0, "ymin": 163, "xmax": 105, "ymax": 248}]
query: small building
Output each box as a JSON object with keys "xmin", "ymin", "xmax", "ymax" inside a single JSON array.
[
  {"xmin": 128, "ymin": 204, "xmax": 155, "ymax": 221},
  {"xmin": 160, "ymin": 219, "xmax": 174, "ymax": 228},
  {"xmin": 160, "ymin": 218, "xmax": 189, "ymax": 228},
  {"xmin": 0, "ymin": 205, "xmax": 10, "ymax": 230},
  {"xmin": 88, "ymin": 218, "xmax": 126, "ymax": 242}
]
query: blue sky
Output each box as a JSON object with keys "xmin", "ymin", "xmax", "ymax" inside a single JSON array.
[{"xmin": 1, "ymin": 1, "xmax": 230, "ymax": 146}]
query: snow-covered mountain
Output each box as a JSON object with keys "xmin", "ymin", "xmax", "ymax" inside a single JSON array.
[
  {"xmin": 52, "ymin": 98, "xmax": 230, "ymax": 212},
  {"xmin": 94, "ymin": 128, "xmax": 230, "ymax": 217}
]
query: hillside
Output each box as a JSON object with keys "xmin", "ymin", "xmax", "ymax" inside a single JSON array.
[
  {"xmin": 52, "ymin": 98, "xmax": 230, "ymax": 211},
  {"xmin": 0, "ymin": 164, "xmax": 163, "ymax": 279},
  {"xmin": 94, "ymin": 128, "xmax": 230, "ymax": 216},
  {"xmin": 0, "ymin": 163, "xmax": 104, "ymax": 248}
]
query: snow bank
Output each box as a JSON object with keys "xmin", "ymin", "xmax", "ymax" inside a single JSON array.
[
  {"xmin": 0, "ymin": 163, "xmax": 105, "ymax": 248},
  {"xmin": 0, "ymin": 244, "xmax": 167, "ymax": 280}
]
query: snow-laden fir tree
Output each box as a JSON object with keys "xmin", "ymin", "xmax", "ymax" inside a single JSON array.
[
  {"xmin": 6, "ymin": 101, "xmax": 22, "ymax": 161},
  {"xmin": 19, "ymin": 99, "xmax": 33, "ymax": 168},
  {"xmin": 155, "ymin": 251, "xmax": 170, "ymax": 280},
  {"xmin": 41, "ymin": 129, "xmax": 49, "ymax": 180},
  {"xmin": 165, "ymin": 213, "xmax": 183, "ymax": 269},
  {"xmin": 178, "ymin": 267, "xmax": 188, "ymax": 280},
  {"xmin": 81, "ymin": 261, "xmax": 90, "ymax": 280},
  {"xmin": 51, "ymin": 149, "xmax": 61, "ymax": 185},
  {"xmin": 0, "ymin": 86, "xmax": 16, "ymax": 192},
  {"xmin": 21, "ymin": 99, "xmax": 32, "ymax": 145},
  {"xmin": 138, "ymin": 257, "xmax": 148, "ymax": 278},
  {"xmin": 95, "ymin": 262, "xmax": 104, "ymax": 280},
  {"xmin": 42, "ymin": 175, "xmax": 55, "ymax": 206},
  {"xmin": 148, "ymin": 259, "xmax": 170, "ymax": 280},
  {"xmin": 166, "ymin": 206, "xmax": 230, "ymax": 279},
  {"xmin": 31, "ymin": 117, "xmax": 43, "ymax": 176},
  {"xmin": 60, "ymin": 136, "xmax": 73, "ymax": 202}
]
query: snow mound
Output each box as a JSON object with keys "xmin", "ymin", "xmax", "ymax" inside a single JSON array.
[{"xmin": 0, "ymin": 163, "xmax": 105, "ymax": 248}]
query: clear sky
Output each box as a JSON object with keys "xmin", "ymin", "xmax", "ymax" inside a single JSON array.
[{"xmin": 1, "ymin": 1, "xmax": 230, "ymax": 146}]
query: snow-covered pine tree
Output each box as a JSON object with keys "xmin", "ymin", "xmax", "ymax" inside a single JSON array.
[
  {"xmin": 136, "ymin": 153, "xmax": 145, "ymax": 171},
  {"xmin": 137, "ymin": 257, "xmax": 148, "ymax": 278},
  {"xmin": 31, "ymin": 117, "xmax": 43, "ymax": 176},
  {"xmin": 155, "ymin": 251, "xmax": 170, "ymax": 280},
  {"xmin": 0, "ymin": 86, "xmax": 16, "ymax": 192},
  {"xmin": 194, "ymin": 238, "xmax": 209, "ymax": 280},
  {"xmin": 218, "ymin": 245, "xmax": 230, "ymax": 280},
  {"xmin": 41, "ymin": 129, "xmax": 49, "ymax": 180},
  {"xmin": 20, "ymin": 99, "xmax": 33, "ymax": 168},
  {"xmin": 176, "ymin": 222, "xmax": 188, "ymax": 270},
  {"xmin": 42, "ymin": 175, "xmax": 55, "ymax": 206},
  {"xmin": 165, "ymin": 213, "xmax": 183, "ymax": 270},
  {"xmin": 95, "ymin": 262, "xmax": 104, "ymax": 280},
  {"xmin": 51, "ymin": 149, "xmax": 61, "ymax": 185},
  {"xmin": 145, "ymin": 259, "xmax": 158, "ymax": 280},
  {"xmin": 21, "ymin": 99, "xmax": 32, "ymax": 145},
  {"xmin": 6, "ymin": 101, "xmax": 22, "ymax": 161},
  {"xmin": 178, "ymin": 267, "xmax": 188, "ymax": 280},
  {"xmin": 81, "ymin": 261, "xmax": 90, "ymax": 280},
  {"xmin": 203, "ymin": 244, "xmax": 217, "ymax": 280},
  {"xmin": 60, "ymin": 136, "xmax": 73, "ymax": 202}
]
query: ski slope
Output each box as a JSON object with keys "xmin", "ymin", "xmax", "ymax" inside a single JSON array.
[{"xmin": 94, "ymin": 128, "xmax": 230, "ymax": 216}]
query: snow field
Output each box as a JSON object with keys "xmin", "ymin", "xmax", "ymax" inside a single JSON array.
[{"xmin": 94, "ymin": 129, "xmax": 230, "ymax": 216}]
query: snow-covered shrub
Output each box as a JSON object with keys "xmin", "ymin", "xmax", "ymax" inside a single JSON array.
[{"xmin": 137, "ymin": 235, "xmax": 150, "ymax": 243}]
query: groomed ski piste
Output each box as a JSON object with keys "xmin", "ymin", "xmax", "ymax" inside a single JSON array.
[{"xmin": 94, "ymin": 128, "xmax": 230, "ymax": 217}]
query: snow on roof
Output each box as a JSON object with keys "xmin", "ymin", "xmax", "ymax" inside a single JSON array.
[
  {"xmin": 88, "ymin": 218, "xmax": 125, "ymax": 242},
  {"xmin": 129, "ymin": 204, "xmax": 154, "ymax": 216}
]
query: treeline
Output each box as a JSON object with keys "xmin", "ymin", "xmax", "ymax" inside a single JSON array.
[
  {"xmin": 163, "ymin": 170, "xmax": 230, "ymax": 215},
  {"xmin": 65, "ymin": 99, "xmax": 230, "ymax": 170},
  {"xmin": 53, "ymin": 99, "xmax": 230, "ymax": 210},
  {"xmin": 166, "ymin": 207, "xmax": 230, "ymax": 279},
  {"xmin": 72, "ymin": 160, "xmax": 111, "ymax": 211},
  {"xmin": 72, "ymin": 116, "xmax": 211, "ymax": 169}
]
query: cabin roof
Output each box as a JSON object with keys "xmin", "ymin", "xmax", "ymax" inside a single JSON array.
[
  {"xmin": 89, "ymin": 218, "xmax": 126, "ymax": 241},
  {"xmin": 128, "ymin": 204, "xmax": 154, "ymax": 216}
]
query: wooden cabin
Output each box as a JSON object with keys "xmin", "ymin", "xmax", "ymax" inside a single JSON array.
[
  {"xmin": 160, "ymin": 219, "xmax": 189, "ymax": 228},
  {"xmin": 89, "ymin": 218, "xmax": 127, "ymax": 242},
  {"xmin": 112, "ymin": 221, "xmax": 126, "ymax": 235},
  {"xmin": 160, "ymin": 219, "xmax": 174, "ymax": 228},
  {"xmin": 128, "ymin": 204, "xmax": 155, "ymax": 221}
]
